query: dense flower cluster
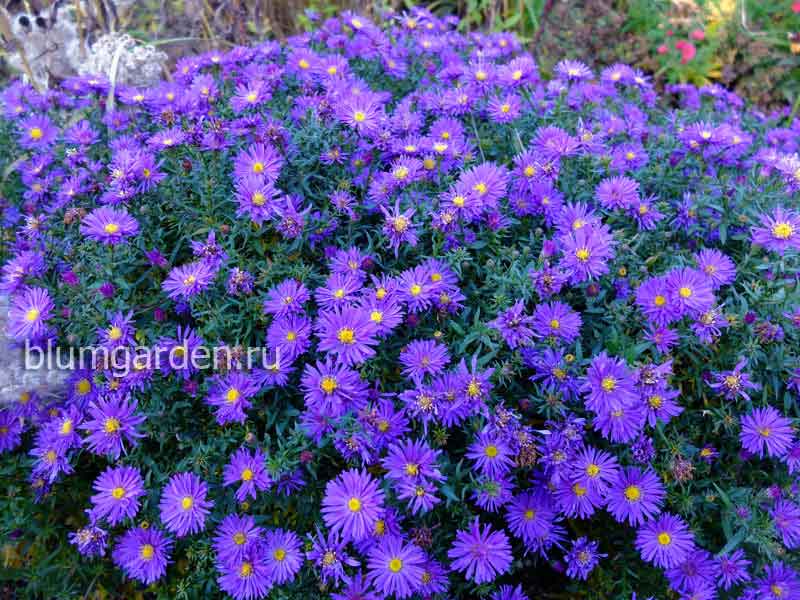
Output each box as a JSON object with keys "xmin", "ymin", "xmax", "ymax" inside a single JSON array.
[{"xmin": 1, "ymin": 7, "xmax": 799, "ymax": 599}]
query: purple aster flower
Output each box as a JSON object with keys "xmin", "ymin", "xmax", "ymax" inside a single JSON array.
[
  {"xmin": 559, "ymin": 224, "xmax": 615, "ymax": 283},
  {"xmin": 227, "ymin": 268, "xmax": 254, "ymax": 296},
  {"xmin": 555, "ymin": 476, "xmax": 603, "ymax": 519},
  {"xmin": 635, "ymin": 513, "xmax": 694, "ymax": 568},
  {"xmin": 263, "ymin": 279, "xmax": 309, "ymax": 317},
  {"xmin": 754, "ymin": 562, "xmax": 800, "ymax": 599},
  {"xmin": 213, "ymin": 514, "xmax": 263, "ymax": 567},
  {"xmin": 162, "ymin": 261, "xmax": 216, "ymax": 300},
  {"xmin": 223, "ymin": 447, "xmax": 272, "ymax": 502},
  {"xmin": 571, "ymin": 446, "xmax": 620, "ymax": 493},
  {"xmin": 235, "ymin": 176, "xmax": 279, "ymax": 225},
  {"xmin": 694, "ymin": 249, "xmax": 736, "ymax": 289},
  {"xmin": 399, "ymin": 339, "xmax": 450, "ymax": 380},
  {"xmin": 82, "ymin": 395, "xmax": 145, "ymax": 459},
  {"xmin": 8, "ymin": 286, "xmax": 54, "ymax": 341},
  {"xmin": 642, "ymin": 387, "xmax": 683, "ymax": 426},
  {"xmin": 772, "ymin": 498, "xmax": 800, "ymax": 550},
  {"xmin": 382, "ymin": 438, "xmax": 445, "ymax": 484},
  {"xmin": 233, "ymin": 143, "xmax": 283, "ymax": 184},
  {"xmin": 448, "ymin": 518, "xmax": 513, "ymax": 584},
  {"xmin": 315, "ymin": 305, "xmax": 379, "ymax": 366},
  {"xmin": 190, "ymin": 230, "xmax": 228, "ymax": 271},
  {"xmin": 740, "ymin": 406, "xmax": 794, "ymax": 458},
  {"xmin": 69, "ymin": 522, "xmax": 108, "ymax": 558},
  {"xmin": 717, "ymin": 549, "xmax": 751, "ymax": 590},
  {"xmin": 606, "ymin": 467, "xmax": 666, "ymax": 526},
  {"xmin": 113, "ymin": 526, "xmax": 172, "ymax": 585},
  {"xmin": 582, "ymin": 352, "xmax": 638, "ymax": 414},
  {"xmin": 216, "ymin": 544, "xmax": 272, "ymax": 600},
  {"xmin": 205, "ymin": 371, "xmax": 260, "ymax": 425},
  {"xmin": 555, "ymin": 59, "xmax": 593, "ymax": 81},
  {"xmin": 0, "ymin": 410, "xmax": 24, "ymax": 453},
  {"xmin": 398, "ymin": 479, "xmax": 442, "ymax": 514},
  {"xmin": 596, "ymin": 176, "xmax": 639, "ymax": 210},
  {"xmin": 98, "ymin": 310, "xmax": 135, "ymax": 350},
  {"xmin": 532, "ymin": 301, "xmax": 582, "ymax": 344},
  {"xmin": 565, "ymin": 537, "xmax": 605, "ymax": 580},
  {"xmin": 80, "ymin": 206, "xmax": 139, "ymax": 245},
  {"xmin": 321, "ymin": 468, "xmax": 385, "ymax": 543},
  {"xmin": 665, "ymin": 267, "xmax": 715, "ymax": 317},
  {"xmin": 665, "ymin": 548, "xmax": 721, "ymax": 595},
  {"xmin": 300, "ymin": 357, "xmax": 369, "ymax": 418},
  {"xmin": 488, "ymin": 300, "xmax": 535, "ymax": 349},
  {"xmin": 90, "ymin": 466, "xmax": 145, "ymax": 525},
  {"xmin": 306, "ymin": 527, "xmax": 360, "ymax": 586},
  {"xmin": 636, "ymin": 275, "xmax": 678, "ymax": 326},
  {"xmin": 159, "ymin": 472, "xmax": 213, "ymax": 537},
  {"xmin": 751, "ymin": 207, "xmax": 800, "ymax": 255},
  {"xmin": 267, "ymin": 314, "xmax": 311, "ymax": 363},
  {"xmin": 263, "ymin": 528, "xmax": 303, "ymax": 585},
  {"xmin": 366, "ymin": 535, "xmax": 426, "ymax": 599},
  {"xmin": 709, "ymin": 358, "xmax": 760, "ymax": 401},
  {"xmin": 466, "ymin": 430, "xmax": 515, "ymax": 478},
  {"xmin": 381, "ymin": 200, "xmax": 418, "ymax": 256},
  {"xmin": 492, "ymin": 585, "xmax": 529, "ymax": 600}
]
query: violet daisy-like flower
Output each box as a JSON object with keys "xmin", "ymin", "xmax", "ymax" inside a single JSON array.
[
  {"xmin": 448, "ymin": 518, "xmax": 513, "ymax": 584},
  {"xmin": 162, "ymin": 261, "xmax": 216, "ymax": 300},
  {"xmin": 466, "ymin": 430, "xmax": 515, "ymax": 478},
  {"xmin": 262, "ymin": 528, "xmax": 303, "ymax": 585},
  {"xmin": 213, "ymin": 514, "xmax": 263, "ymax": 567},
  {"xmin": 315, "ymin": 305, "xmax": 379, "ymax": 366},
  {"xmin": 216, "ymin": 544, "xmax": 272, "ymax": 600},
  {"xmin": 606, "ymin": 467, "xmax": 666, "ymax": 526},
  {"xmin": 233, "ymin": 142, "xmax": 283, "ymax": 183},
  {"xmin": 709, "ymin": 358, "xmax": 760, "ymax": 401},
  {"xmin": 772, "ymin": 498, "xmax": 800, "ymax": 549},
  {"xmin": 559, "ymin": 223, "xmax": 615, "ymax": 283},
  {"xmin": 750, "ymin": 207, "xmax": 800, "ymax": 255},
  {"xmin": 322, "ymin": 468, "xmax": 385, "ymax": 543},
  {"xmin": 488, "ymin": 300, "xmax": 535, "ymax": 349},
  {"xmin": 740, "ymin": 406, "xmax": 794, "ymax": 458},
  {"xmin": 636, "ymin": 275, "xmax": 679, "ymax": 326},
  {"xmin": 69, "ymin": 522, "xmax": 108, "ymax": 558},
  {"xmin": 98, "ymin": 310, "xmax": 135, "ymax": 350},
  {"xmin": 555, "ymin": 59, "xmax": 592, "ymax": 81},
  {"xmin": 532, "ymin": 301, "xmax": 582, "ymax": 344},
  {"xmin": 399, "ymin": 339, "xmax": 450, "ymax": 380},
  {"xmin": 635, "ymin": 513, "xmax": 694, "ymax": 568},
  {"xmin": 582, "ymin": 351, "xmax": 638, "ymax": 414},
  {"xmin": 113, "ymin": 526, "xmax": 172, "ymax": 585},
  {"xmin": 263, "ymin": 278, "xmax": 309, "ymax": 317},
  {"xmin": 571, "ymin": 446, "xmax": 620, "ymax": 493},
  {"xmin": 755, "ymin": 562, "xmax": 800, "ymax": 600},
  {"xmin": 235, "ymin": 176, "xmax": 279, "ymax": 225},
  {"xmin": 366, "ymin": 535, "xmax": 426, "ymax": 599},
  {"xmin": 306, "ymin": 527, "xmax": 360, "ymax": 586},
  {"xmin": 300, "ymin": 356, "xmax": 369, "ymax": 417},
  {"xmin": 664, "ymin": 548, "xmax": 720, "ymax": 595},
  {"xmin": 222, "ymin": 447, "xmax": 272, "ymax": 502},
  {"xmin": 565, "ymin": 537, "xmax": 605, "ymax": 580},
  {"xmin": 665, "ymin": 267, "xmax": 715, "ymax": 317},
  {"xmin": 8, "ymin": 286, "xmax": 54, "ymax": 340},
  {"xmin": 80, "ymin": 206, "xmax": 139, "ymax": 245},
  {"xmin": 555, "ymin": 476, "xmax": 603, "ymax": 519},
  {"xmin": 717, "ymin": 549, "xmax": 751, "ymax": 590},
  {"xmin": 381, "ymin": 200, "xmax": 418, "ymax": 256},
  {"xmin": 159, "ymin": 472, "xmax": 213, "ymax": 537},
  {"xmin": 205, "ymin": 371, "xmax": 260, "ymax": 425},
  {"xmin": 382, "ymin": 438, "xmax": 445, "ymax": 484},
  {"xmin": 694, "ymin": 248, "xmax": 736, "ymax": 289},
  {"xmin": 82, "ymin": 395, "xmax": 145, "ymax": 459},
  {"xmin": 492, "ymin": 585, "xmax": 529, "ymax": 600},
  {"xmin": 90, "ymin": 466, "xmax": 145, "ymax": 525},
  {"xmin": 596, "ymin": 176, "xmax": 639, "ymax": 210}
]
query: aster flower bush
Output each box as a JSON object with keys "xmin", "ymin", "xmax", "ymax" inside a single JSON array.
[{"xmin": 1, "ymin": 7, "xmax": 800, "ymax": 600}]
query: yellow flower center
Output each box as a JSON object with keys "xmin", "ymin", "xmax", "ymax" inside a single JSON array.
[
  {"xmin": 183, "ymin": 275, "xmax": 196, "ymax": 286},
  {"xmin": 321, "ymin": 377, "xmax": 337, "ymax": 394},
  {"xmin": 393, "ymin": 216, "xmax": 408, "ymax": 232},
  {"xmin": 575, "ymin": 248, "xmax": 590, "ymax": 261},
  {"xmin": 601, "ymin": 377, "xmax": 616, "ymax": 392},
  {"xmin": 410, "ymin": 284, "xmax": 422, "ymax": 296},
  {"xmin": 298, "ymin": 59, "xmax": 310, "ymax": 69},
  {"xmin": 524, "ymin": 509, "xmax": 535, "ymax": 520},
  {"xmin": 29, "ymin": 127, "xmax": 43, "ymax": 140},
  {"xmin": 252, "ymin": 162, "xmax": 264, "ymax": 174},
  {"xmin": 654, "ymin": 295, "xmax": 666, "ymax": 307},
  {"xmin": 405, "ymin": 463, "xmax": 418, "ymax": 476},
  {"xmin": 512, "ymin": 69, "xmax": 523, "ymax": 80},
  {"xmin": 549, "ymin": 319, "xmax": 560, "ymax": 330},
  {"xmin": 273, "ymin": 548, "xmax": 286, "ymax": 561},
  {"xmin": 25, "ymin": 308, "xmax": 40, "ymax": 322},
  {"xmin": 485, "ymin": 444, "xmax": 498, "ymax": 458},
  {"xmin": 393, "ymin": 166, "xmax": 409, "ymax": 180},
  {"xmin": 348, "ymin": 497, "xmax": 362, "ymax": 512},
  {"xmin": 286, "ymin": 331, "xmax": 296, "ymax": 341},
  {"xmin": 523, "ymin": 165, "xmax": 535, "ymax": 177},
  {"xmin": 111, "ymin": 486, "xmax": 125, "ymax": 499},
  {"xmin": 500, "ymin": 104, "xmax": 511, "ymax": 113},
  {"xmin": 140, "ymin": 544, "xmax": 154, "ymax": 560},
  {"xmin": 240, "ymin": 562, "xmax": 253, "ymax": 577},
  {"xmin": 773, "ymin": 222, "xmax": 793, "ymax": 240},
  {"xmin": 573, "ymin": 483, "xmax": 587, "ymax": 497},
  {"xmin": 473, "ymin": 182, "xmax": 487, "ymax": 195},
  {"xmin": 624, "ymin": 485, "xmax": 641, "ymax": 501},
  {"xmin": 759, "ymin": 427, "xmax": 771, "ymax": 438},
  {"xmin": 679, "ymin": 287, "xmax": 692, "ymax": 298},
  {"xmin": 389, "ymin": 558, "xmax": 403, "ymax": 573},
  {"xmin": 657, "ymin": 532, "xmax": 671, "ymax": 546},
  {"xmin": 233, "ymin": 532, "xmax": 246, "ymax": 545},
  {"xmin": 181, "ymin": 496, "xmax": 193, "ymax": 510},
  {"xmin": 104, "ymin": 417, "xmax": 120, "ymax": 433},
  {"xmin": 226, "ymin": 388, "xmax": 240, "ymax": 403},
  {"xmin": 586, "ymin": 464, "xmax": 600, "ymax": 477},
  {"xmin": 353, "ymin": 110, "xmax": 366, "ymax": 122},
  {"xmin": 60, "ymin": 420, "xmax": 73, "ymax": 435},
  {"xmin": 108, "ymin": 326, "xmax": 122, "ymax": 341},
  {"xmin": 370, "ymin": 310, "xmax": 383, "ymax": 323},
  {"xmin": 246, "ymin": 92, "xmax": 258, "ymax": 103},
  {"xmin": 252, "ymin": 192, "xmax": 266, "ymax": 206},
  {"xmin": 241, "ymin": 468, "xmax": 254, "ymax": 481},
  {"xmin": 337, "ymin": 327, "xmax": 355, "ymax": 344},
  {"xmin": 648, "ymin": 395, "xmax": 663, "ymax": 408},
  {"xmin": 103, "ymin": 223, "xmax": 119, "ymax": 234},
  {"xmin": 334, "ymin": 289, "xmax": 345, "ymax": 299}
]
